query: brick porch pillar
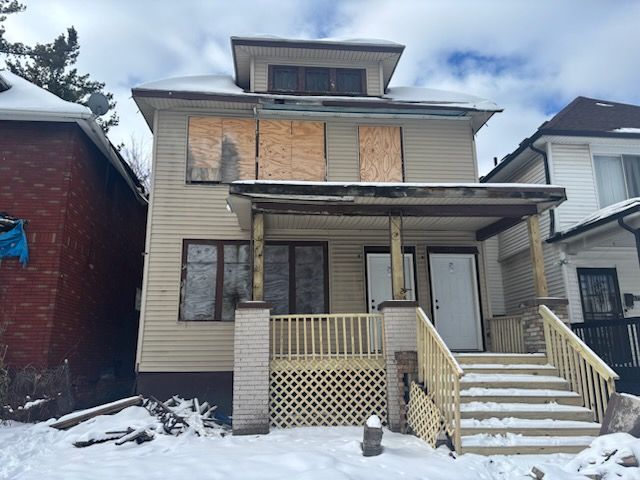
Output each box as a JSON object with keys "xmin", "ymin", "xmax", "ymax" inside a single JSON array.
[
  {"xmin": 520, "ymin": 297, "xmax": 569, "ymax": 353},
  {"xmin": 379, "ymin": 300, "xmax": 418, "ymax": 432},
  {"xmin": 232, "ymin": 301, "xmax": 271, "ymax": 435}
]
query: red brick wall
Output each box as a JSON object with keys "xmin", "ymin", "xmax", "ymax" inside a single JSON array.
[{"xmin": 0, "ymin": 121, "xmax": 146, "ymax": 383}]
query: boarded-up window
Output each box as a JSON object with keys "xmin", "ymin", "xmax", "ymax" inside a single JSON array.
[
  {"xmin": 180, "ymin": 240, "xmax": 251, "ymax": 321},
  {"xmin": 187, "ymin": 117, "xmax": 255, "ymax": 183},
  {"xmin": 258, "ymin": 120, "xmax": 325, "ymax": 181},
  {"xmin": 358, "ymin": 126, "xmax": 403, "ymax": 182},
  {"xmin": 264, "ymin": 242, "xmax": 328, "ymax": 315}
]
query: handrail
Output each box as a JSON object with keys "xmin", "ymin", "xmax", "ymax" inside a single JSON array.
[
  {"xmin": 540, "ymin": 305, "xmax": 619, "ymax": 423},
  {"xmin": 270, "ymin": 313, "xmax": 384, "ymax": 361},
  {"xmin": 489, "ymin": 315, "xmax": 525, "ymax": 353},
  {"xmin": 416, "ymin": 307, "xmax": 463, "ymax": 451}
]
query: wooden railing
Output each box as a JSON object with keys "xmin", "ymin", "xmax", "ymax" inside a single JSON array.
[
  {"xmin": 270, "ymin": 313, "xmax": 384, "ymax": 360},
  {"xmin": 489, "ymin": 315, "xmax": 525, "ymax": 353},
  {"xmin": 416, "ymin": 307, "xmax": 463, "ymax": 452},
  {"xmin": 540, "ymin": 305, "xmax": 620, "ymax": 423}
]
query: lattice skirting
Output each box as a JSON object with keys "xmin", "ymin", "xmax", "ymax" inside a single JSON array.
[
  {"xmin": 269, "ymin": 357, "xmax": 387, "ymax": 428},
  {"xmin": 407, "ymin": 382, "xmax": 441, "ymax": 447}
]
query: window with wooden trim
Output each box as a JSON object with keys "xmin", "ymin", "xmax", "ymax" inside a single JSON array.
[
  {"xmin": 268, "ymin": 65, "xmax": 366, "ymax": 95},
  {"xmin": 358, "ymin": 125, "xmax": 403, "ymax": 182},
  {"xmin": 179, "ymin": 240, "xmax": 251, "ymax": 321},
  {"xmin": 264, "ymin": 242, "xmax": 329, "ymax": 315},
  {"xmin": 186, "ymin": 117, "xmax": 256, "ymax": 183},
  {"xmin": 258, "ymin": 120, "xmax": 326, "ymax": 181}
]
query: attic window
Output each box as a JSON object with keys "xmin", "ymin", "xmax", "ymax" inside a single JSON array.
[{"xmin": 268, "ymin": 65, "xmax": 365, "ymax": 95}]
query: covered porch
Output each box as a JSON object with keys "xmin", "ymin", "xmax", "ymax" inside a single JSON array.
[{"xmin": 228, "ymin": 180, "xmax": 565, "ymax": 351}]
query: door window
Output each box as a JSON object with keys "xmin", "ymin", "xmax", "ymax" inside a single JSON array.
[{"xmin": 577, "ymin": 268, "xmax": 623, "ymax": 321}]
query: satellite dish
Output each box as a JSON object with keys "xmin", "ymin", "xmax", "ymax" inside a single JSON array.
[{"xmin": 87, "ymin": 92, "xmax": 110, "ymax": 116}]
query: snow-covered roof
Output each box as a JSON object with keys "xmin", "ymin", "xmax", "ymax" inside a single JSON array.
[
  {"xmin": 0, "ymin": 70, "xmax": 91, "ymax": 118},
  {"xmin": 551, "ymin": 197, "xmax": 640, "ymax": 241},
  {"xmin": 134, "ymin": 74, "xmax": 500, "ymax": 112},
  {"xmin": 0, "ymin": 70, "xmax": 145, "ymax": 202},
  {"xmin": 232, "ymin": 34, "xmax": 404, "ymax": 48}
]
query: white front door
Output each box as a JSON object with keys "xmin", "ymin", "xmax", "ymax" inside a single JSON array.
[
  {"xmin": 366, "ymin": 253, "xmax": 415, "ymax": 313},
  {"xmin": 429, "ymin": 253, "xmax": 482, "ymax": 351}
]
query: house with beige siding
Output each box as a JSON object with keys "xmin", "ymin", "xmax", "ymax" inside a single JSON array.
[
  {"xmin": 483, "ymin": 96, "xmax": 640, "ymax": 392},
  {"xmin": 131, "ymin": 37, "xmax": 621, "ymax": 455}
]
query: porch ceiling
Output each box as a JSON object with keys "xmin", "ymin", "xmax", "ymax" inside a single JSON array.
[{"xmin": 227, "ymin": 181, "xmax": 566, "ymax": 240}]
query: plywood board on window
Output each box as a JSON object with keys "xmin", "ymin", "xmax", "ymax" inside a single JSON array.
[
  {"xmin": 358, "ymin": 126, "xmax": 403, "ymax": 182},
  {"xmin": 222, "ymin": 119, "xmax": 256, "ymax": 181},
  {"xmin": 187, "ymin": 117, "xmax": 222, "ymax": 182},
  {"xmin": 292, "ymin": 121, "xmax": 325, "ymax": 181},
  {"xmin": 258, "ymin": 120, "xmax": 293, "ymax": 180}
]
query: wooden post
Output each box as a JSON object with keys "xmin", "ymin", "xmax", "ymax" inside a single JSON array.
[
  {"xmin": 389, "ymin": 215, "xmax": 405, "ymax": 300},
  {"xmin": 527, "ymin": 214, "xmax": 548, "ymax": 297},
  {"xmin": 252, "ymin": 212, "xmax": 264, "ymax": 301}
]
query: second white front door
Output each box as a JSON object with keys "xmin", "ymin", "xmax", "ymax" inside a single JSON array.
[
  {"xmin": 366, "ymin": 252, "xmax": 416, "ymax": 313},
  {"xmin": 429, "ymin": 253, "xmax": 482, "ymax": 351}
]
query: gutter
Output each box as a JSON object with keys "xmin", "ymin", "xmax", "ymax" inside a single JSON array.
[
  {"xmin": 528, "ymin": 142, "xmax": 556, "ymax": 236},
  {"xmin": 548, "ymin": 204, "xmax": 640, "ymax": 243}
]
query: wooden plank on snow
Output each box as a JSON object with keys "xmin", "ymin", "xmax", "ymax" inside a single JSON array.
[{"xmin": 50, "ymin": 395, "xmax": 143, "ymax": 430}]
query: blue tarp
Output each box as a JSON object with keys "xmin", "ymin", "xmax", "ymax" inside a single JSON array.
[{"xmin": 0, "ymin": 220, "xmax": 29, "ymax": 266}]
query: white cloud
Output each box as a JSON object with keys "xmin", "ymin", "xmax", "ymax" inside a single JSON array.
[{"xmin": 4, "ymin": 0, "xmax": 640, "ymax": 175}]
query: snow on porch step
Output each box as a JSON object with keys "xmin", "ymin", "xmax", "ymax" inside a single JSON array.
[
  {"xmin": 461, "ymin": 363, "xmax": 558, "ymax": 376},
  {"xmin": 460, "ymin": 417, "xmax": 601, "ymax": 437},
  {"xmin": 460, "ymin": 433, "xmax": 594, "ymax": 455},
  {"xmin": 460, "ymin": 387, "xmax": 583, "ymax": 405},
  {"xmin": 460, "ymin": 402, "xmax": 594, "ymax": 421},
  {"xmin": 454, "ymin": 353, "xmax": 547, "ymax": 365},
  {"xmin": 460, "ymin": 373, "xmax": 570, "ymax": 390}
]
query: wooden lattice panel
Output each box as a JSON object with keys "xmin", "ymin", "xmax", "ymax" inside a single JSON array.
[
  {"xmin": 407, "ymin": 382, "xmax": 442, "ymax": 447},
  {"xmin": 269, "ymin": 358, "xmax": 387, "ymax": 428}
]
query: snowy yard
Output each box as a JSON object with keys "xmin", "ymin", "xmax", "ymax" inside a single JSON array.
[{"xmin": 0, "ymin": 406, "xmax": 639, "ymax": 479}]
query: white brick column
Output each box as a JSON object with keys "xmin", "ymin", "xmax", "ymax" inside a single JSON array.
[
  {"xmin": 379, "ymin": 300, "xmax": 418, "ymax": 432},
  {"xmin": 232, "ymin": 301, "xmax": 271, "ymax": 435}
]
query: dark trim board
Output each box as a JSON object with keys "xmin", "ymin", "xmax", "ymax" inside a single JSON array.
[{"xmin": 136, "ymin": 371, "xmax": 233, "ymax": 416}]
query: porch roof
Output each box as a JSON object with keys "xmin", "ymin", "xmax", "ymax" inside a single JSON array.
[{"xmin": 227, "ymin": 181, "xmax": 566, "ymax": 240}]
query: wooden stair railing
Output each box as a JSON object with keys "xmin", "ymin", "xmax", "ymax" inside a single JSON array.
[
  {"xmin": 416, "ymin": 307, "xmax": 464, "ymax": 451},
  {"xmin": 489, "ymin": 315, "xmax": 525, "ymax": 353},
  {"xmin": 540, "ymin": 305, "xmax": 620, "ymax": 423}
]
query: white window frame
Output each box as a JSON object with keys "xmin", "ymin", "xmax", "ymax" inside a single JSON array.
[{"xmin": 592, "ymin": 153, "xmax": 638, "ymax": 208}]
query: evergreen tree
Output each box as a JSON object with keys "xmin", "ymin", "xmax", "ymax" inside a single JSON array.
[{"xmin": 0, "ymin": 1, "xmax": 118, "ymax": 132}]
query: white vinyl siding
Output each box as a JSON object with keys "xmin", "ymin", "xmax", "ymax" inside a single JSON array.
[
  {"xmin": 565, "ymin": 246, "xmax": 640, "ymax": 322},
  {"xmin": 483, "ymin": 237, "xmax": 505, "ymax": 316},
  {"xmin": 253, "ymin": 57, "xmax": 382, "ymax": 96},
  {"xmin": 551, "ymin": 143, "xmax": 599, "ymax": 230}
]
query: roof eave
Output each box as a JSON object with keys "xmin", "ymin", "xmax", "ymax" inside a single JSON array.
[{"xmin": 548, "ymin": 204, "xmax": 640, "ymax": 243}]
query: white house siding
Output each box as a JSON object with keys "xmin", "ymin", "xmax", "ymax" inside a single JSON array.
[
  {"xmin": 253, "ymin": 57, "xmax": 383, "ymax": 96},
  {"xmin": 551, "ymin": 143, "xmax": 599, "ymax": 231},
  {"xmin": 564, "ymin": 246, "xmax": 640, "ymax": 323}
]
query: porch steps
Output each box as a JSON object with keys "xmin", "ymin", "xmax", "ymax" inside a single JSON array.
[{"xmin": 454, "ymin": 353, "xmax": 601, "ymax": 455}]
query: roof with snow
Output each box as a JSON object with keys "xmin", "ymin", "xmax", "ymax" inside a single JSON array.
[
  {"xmin": 484, "ymin": 96, "xmax": 640, "ymax": 182},
  {"xmin": 0, "ymin": 70, "xmax": 146, "ymax": 202},
  {"xmin": 549, "ymin": 197, "xmax": 640, "ymax": 242}
]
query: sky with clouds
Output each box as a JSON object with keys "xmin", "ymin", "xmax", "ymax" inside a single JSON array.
[{"xmin": 3, "ymin": 0, "xmax": 640, "ymax": 174}]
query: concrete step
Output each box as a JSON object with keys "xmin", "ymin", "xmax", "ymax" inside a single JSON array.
[
  {"xmin": 460, "ymin": 417, "xmax": 601, "ymax": 437},
  {"xmin": 455, "ymin": 353, "xmax": 547, "ymax": 365},
  {"xmin": 460, "ymin": 387, "xmax": 583, "ymax": 405},
  {"xmin": 461, "ymin": 363, "xmax": 558, "ymax": 376},
  {"xmin": 460, "ymin": 373, "xmax": 570, "ymax": 390},
  {"xmin": 460, "ymin": 402, "xmax": 594, "ymax": 421}
]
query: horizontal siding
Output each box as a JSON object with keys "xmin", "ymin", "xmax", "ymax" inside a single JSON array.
[
  {"xmin": 565, "ymin": 246, "xmax": 640, "ymax": 323},
  {"xmin": 403, "ymin": 120, "xmax": 476, "ymax": 182},
  {"xmin": 253, "ymin": 57, "xmax": 382, "ymax": 96},
  {"xmin": 551, "ymin": 143, "xmax": 599, "ymax": 230},
  {"xmin": 326, "ymin": 122, "xmax": 360, "ymax": 181},
  {"xmin": 483, "ymin": 237, "xmax": 505, "ymax": 315}
]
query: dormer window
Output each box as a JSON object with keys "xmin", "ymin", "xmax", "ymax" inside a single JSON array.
[{"xmin": 268, "ymin": 65, "xmax": 365, "ymax": 95}]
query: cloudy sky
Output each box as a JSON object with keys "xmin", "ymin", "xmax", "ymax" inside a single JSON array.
[{"xmin": 4, "ymin": 0, "xmax": 640, "ymax": 174}]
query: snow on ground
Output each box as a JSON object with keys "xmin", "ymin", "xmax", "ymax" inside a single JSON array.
[{"xmin": 0, "ymin": 410, "xmax": 574, "ymax": 480}]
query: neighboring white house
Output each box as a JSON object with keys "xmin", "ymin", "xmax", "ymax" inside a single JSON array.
[{"xmin": 483, "ymin": 96, "xmax": 640, "ymax": 324}]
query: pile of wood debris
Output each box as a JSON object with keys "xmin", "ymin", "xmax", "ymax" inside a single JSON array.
[{"xmin": 50, "ymin": 395, "xmax": 230, "ymax": 448}]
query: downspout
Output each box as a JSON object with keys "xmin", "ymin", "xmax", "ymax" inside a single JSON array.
[
  {"xmin": 618, "ymin": 216, "xmax": 640, "ymax": 270},
  {"xmin": 528, "ymin": 143, "xmax": 556, "ymax": 236}
]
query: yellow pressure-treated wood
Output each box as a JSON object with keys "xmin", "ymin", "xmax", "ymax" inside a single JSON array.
[
  {"xmin": 527, "ymin": 215, "xmax": 549, "ymax": 297},
  {"xmin": 389, "ymin": 215, "xmax": 405, "ymax": 300},
  {"xmin": 252, "ymin": 213, "xmax": 264, "ymax": 301}
]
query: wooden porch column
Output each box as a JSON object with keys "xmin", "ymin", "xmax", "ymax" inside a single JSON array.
[
  {"xmin": 527, "ymin": 214, "xmax": 548, "ymax": 297},
  {"xmin": 389, "ymin": 215, "xmax": 405, "ymax": 300},
  {"xmin": 252, "ymin": 212, "xmax": 265, "ymax": 301}
]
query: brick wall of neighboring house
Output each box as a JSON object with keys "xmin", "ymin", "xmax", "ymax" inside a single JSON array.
[{"xmin": 0, "ymin": 121, "xmax": 146, "ymax": 399}]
